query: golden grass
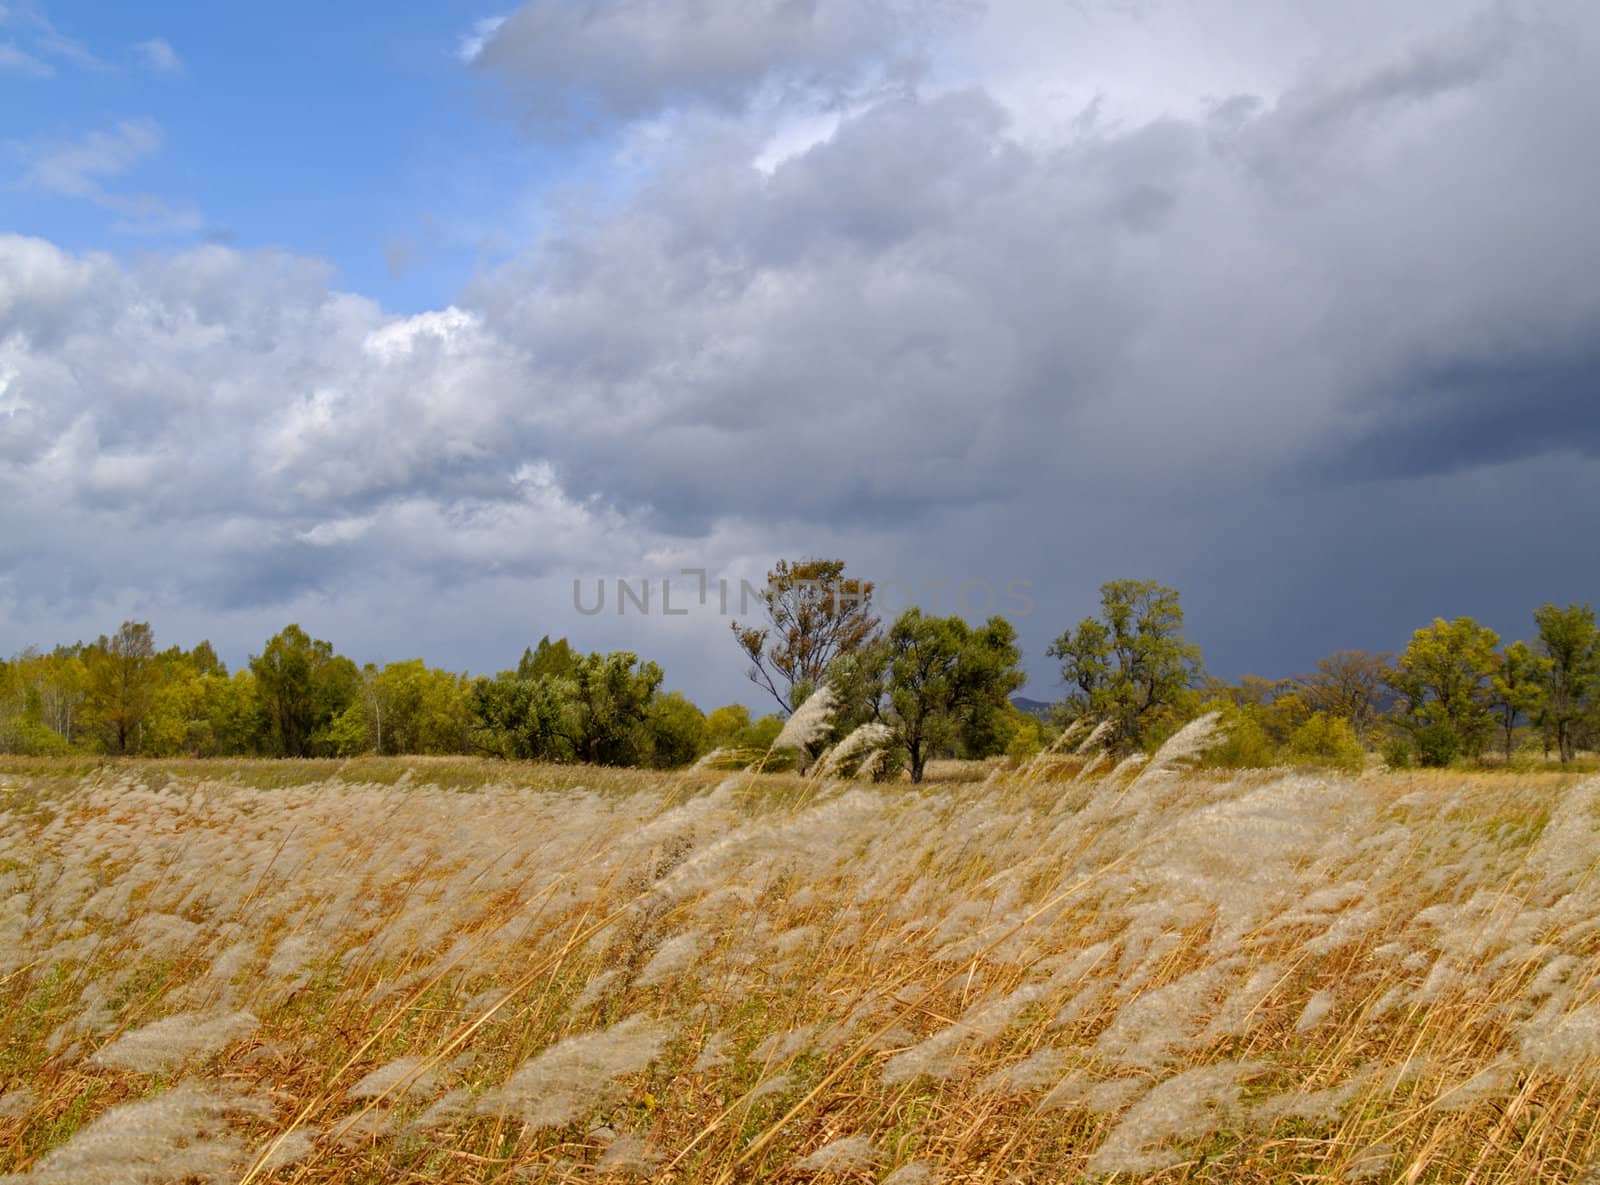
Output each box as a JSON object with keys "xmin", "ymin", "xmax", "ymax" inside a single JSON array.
[{"xmin": 0, "ymin": 756, "xmax": 1598, "ymax": 1182}]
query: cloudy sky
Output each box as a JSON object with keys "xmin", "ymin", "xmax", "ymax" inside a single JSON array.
[{"xmin": 2, "ymin": 0, "xmax": 1597, "ymax": 709}]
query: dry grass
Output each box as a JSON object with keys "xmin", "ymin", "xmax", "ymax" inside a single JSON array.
[{"xmin": 1, "ymin": 754, "xmax": 1598, "ymax": 1182}]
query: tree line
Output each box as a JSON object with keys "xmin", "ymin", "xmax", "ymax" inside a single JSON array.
[
  {"xmin": 3, "ymin": 561, "xmax": 1596, "ymax": 775},
  {"xmin": 0, "ymin": 625, "xmax": 701, "ymax": 766}
]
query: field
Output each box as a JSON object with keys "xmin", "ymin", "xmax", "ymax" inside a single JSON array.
[{"xmin": 2, "ymin": 748, "xmax": 1599, "ymax": 1183}]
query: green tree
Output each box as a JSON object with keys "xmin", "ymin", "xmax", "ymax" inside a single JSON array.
[
  {"xmin": 704, "ymin": 703, "xmax": 753, "ymax": 751},
  {"xmin": 469, "ymin": 672, "xmax": 569, "ymax": 760},
  {"xmin": 354, "ymin": 660, "xmax": 471, "ymax": 755},
  {"xmin": 646, "ymin": 691, "xmax": 707, "ymax": 767},
  {"xmin": 875, "ymin": 608, "xmax": 1025, "ymax": 783},
  {"xmin": 1385, "ymin": 617, "xmax": 1500, "ymax": 766},
  {"xmin": 0, "ymin": 653, "xmax": 75, "ymax": 755},
  {"xmin": 1532, "ymin": 603, "xmax": 1599, "ymax": 763},
  {"xmin": 0, "ymin": 646, "xmax": 87, "ymax": 751},
  {"xmin": 249, "ymin": 625, "xmax": 359, "ymax": 757},
  {"xmin": 733, "ymin": 558, "xmax": 879, "ymax": 714},
  {"xmin": 82, "ymin": 621, "xmax": 159, "ymax": 754},
  {"xmin": 1490, "ymin": 641, "xmax": 1551, "ymax": 762},
  {"xmin": 1048, "ymin": 579, "xmax": 1202, "ymax": 752},
  {"xmin": 562, "ymin": 650, "xmax": 664, "ymax": 765},
  {"xmin": 1005, "ymin": 717, "xmax": 1043, "ymax": 763},
  {"xmin": 208, "ymin": 669, "xmax": 265, "ymax": 755},
  {"xmin": 469, "ymin": 643, "xmax": 665, "ymax": 766},
  {"xmin": 518, "ymin": 635, "xmax": 579, "ymax": 682},
  {"xmin": 1197, "ymin": 696, "xmax": 1279, "ymax": 769},
  {"xmin": 1286, "ymin": 712, "xmax": 1367, "ymax": 774}
]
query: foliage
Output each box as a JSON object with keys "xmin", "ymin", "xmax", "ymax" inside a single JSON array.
[
  {"xmin": 249, "ymin": 625, "xmax": 361, "ymax": 758},
  {"xmin": 732, "ymin": 558, "xmax": 880, "ymax": 714},
  {"xmin": 1005, "ymin": 717, "xmax": 1043, "ymax": 763},
  {"xmin": 1385, "ymin": 617, "xmax": 1500, "ymax": 766},
  {"xmin": 1489, "ymin": 641, "xmax": 1550, "ymax": 762},
  {"xmin": 1286, "ymin": 712, "xmax": 1366, "ymax": 774},
  {"xmin": 81, "ymin": 621, "xmax": 159, "ymax": 755},
  {"xmin": 1296, "ymin": 650, "xmax": 1392, "ymax": 739},
  {"xmin": 5, "ymin": 581, "xmax": 1598, "ymax": 776},
  {"xmin": 1532, "ymin": 602, "xmax": 1599, "ymax": 763},
  {"xmin": 1197, "ymin": 698, "xmax": 1278, "ymax": 769},
  {"xmin": 645, "ymin": 691, "xmax": 706, "ymax": 768},
  {"xmin": 338, "ymin": 660, "xmax": 472, "ymax": 756},
  {"xmin": 1048, "ymin": 579, "xmax": 1203, "ymax": 753},
  {"xmin": 1380, "ymin": 732, "xmax": 1415, "ymax": 769},
  {"xmin": 468, "ymin": 642, "xmax": 664, "ymax": 766},
  {"xmin": 839, "ymin": 608, "xmax": 1025, "ymax": 783}
]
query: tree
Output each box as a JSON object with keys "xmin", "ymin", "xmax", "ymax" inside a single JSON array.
[
  {"xmin": 1532, "ymin": 603, "xmax": 1599, "ymax": 763},
  {"xmin": 563, "ymin": 650, "xmax": 664, "ymax": 765},
  {"xmin": 1489, "ymin": 641, "xmax": 1550, "ymax": 762},
  {"xmin": 1385, "ymin": 617, "xmax": 1500, "ymax": 766},
  {"xmin": 469, "ymin": 672, "xmax": 569, "ymax": 760},
  {"xmin": 518, "ymin": 635, "xmax": 578, "ymax": 682},
  {"xmin": 0, "ymin": 650, "xmax": 78, "ymax": 756},
  {"xmin": 1048, "ymin": 580, "xmax": 1202, "ymax": 752},
  {"xmin": 646, "ymin": 691, "xmax": 706, "ymax": 768},
  {"xmin": 1286, "ymin": 712, "xmax": 1367, "ymax": 774},
  {"xmin": 249, "ymin": 625, "xmax": 359, "ymax": 757},
  {"xmin": 874, "ymin": 608, "xmax": 1025, "ymax": 783},
  {"xmin": 1298, "ymin": 651, "xmax": 1393, "ymax": 740},
  {"xmin": 351, "ymin": 660, "xmax": 471, "ymax": 755},
  {"xmin": 733, "ymin": 559, "xmax": 879, "ymax": 714},
  {"xmin": 704, "ymin": 703, "xmax": 753, "ymax": 751},
  {"xmin": 208, "ymin": 669, "xmax": 266, "ymax": 756},
  {"xmin": 82, "ymin": 621, "xmax": 159, "ymax": 754},
  {"xmin": 469, "ymin": 642, "xmax": 664, "ymax": 766}
]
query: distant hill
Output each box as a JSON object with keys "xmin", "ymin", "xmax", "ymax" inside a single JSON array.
[{"xmin": 1011, "ymin": 696, "xmax": 1056, "ymax": 721}]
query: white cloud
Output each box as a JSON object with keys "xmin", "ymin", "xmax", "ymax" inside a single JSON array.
[
  {"xmin": 0, "ymin": 4, "xmax": 100, "ymax": 72},
  {"xmin": 0, "ymin": 39, "xmax": 52, "ymax": 76},
  {"xmin": 132, "ymin": 36, "xmax": 183, "ymax": 76},
  {"xmin": 20, "ymin": 118, "xmax": 163, "ymax": 197},
  {"xmin": 456, "ymin": 15, "xmax": 505, "ymax": 64},
  {"xmin": 16, "ymin": 118, "xmax": 201, "ymax": 235}
]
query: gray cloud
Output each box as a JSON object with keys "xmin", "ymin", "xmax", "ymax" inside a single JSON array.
[{"xmin": 469, "ymin": 0, "xmax": 962, "ymax": 122}]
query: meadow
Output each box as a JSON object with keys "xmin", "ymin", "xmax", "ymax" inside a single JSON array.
[{"xmin": 1, "ymin": 739, "xmax": 1598, "ymax": 1183}]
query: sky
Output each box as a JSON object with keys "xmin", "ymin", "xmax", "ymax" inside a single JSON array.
[{"xmin": 2, "ymin": 0, "xmax": 1598, "ymax": 710}]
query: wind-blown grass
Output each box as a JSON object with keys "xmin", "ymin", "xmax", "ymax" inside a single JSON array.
[{"xmin": 0, "ymin": 756, "xmax": 1598, "ymax": 1181}]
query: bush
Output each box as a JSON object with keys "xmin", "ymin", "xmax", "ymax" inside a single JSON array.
[
  {"xmin": 1199, "ymin": 700, "xmax": 1278, "ymax": 769},
  {"xmin": 0, "ymin": 719, "xmax": 72, "ymax": 756},
  {"xmin": 1381, "ymin": 734, "xmax": 1415, "ymax": 769},
  {"xmin": 1006, "ymin": 720, "xmax": 1043, "ymax": 764},
  {"xmin": 1287, "ymin": 712, "xmax": 1367, "ymax": 774},
  {"xmin": 1414, "ymin": 722, "xmax": 1463, "ymax": 768}
]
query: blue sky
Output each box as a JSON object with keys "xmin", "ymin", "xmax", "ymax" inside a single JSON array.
[
  {"xmin": 2, "ymin": 0, "xmax": 575, "ymax": 311},
  {"xmin": 3, "ymin": 0, "xmax": 1598, "ymax": 708}
]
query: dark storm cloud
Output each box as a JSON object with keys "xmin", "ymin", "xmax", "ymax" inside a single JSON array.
[{"xmin": 1333, "ymin": 348, "xmax": 1600, "ymax": 482}]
